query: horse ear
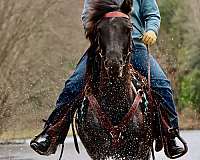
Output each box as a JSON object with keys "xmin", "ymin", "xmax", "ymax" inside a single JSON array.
[{"xmin": 120, "ymin": 0, "xmax": 133, "ymax": 15}]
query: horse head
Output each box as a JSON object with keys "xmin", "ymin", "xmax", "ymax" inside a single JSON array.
[{"xmin": 86, "ymin": 0, "xmax": 133, "ymax": 78}]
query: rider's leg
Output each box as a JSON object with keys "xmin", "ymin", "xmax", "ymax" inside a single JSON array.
[
  {"xmin": 131, "ymin": 44, "xmax": 178, "ymax": 128},
  {"xmin": 30, "ymin": 52, "xmax": 88, "ymax": 155},
  {"xmin": 131, "ymin": 43, "xmax": 184, "ymax": 156}
]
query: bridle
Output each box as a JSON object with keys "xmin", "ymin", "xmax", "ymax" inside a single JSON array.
[
  {"xmin": 94, "ymin": 11, "xmax": 133, "ymax": 70},
  {"xmin": 104, "ymin": 11, "xmax": 129, "ymax": 19},
  {"xmin": 84, "ymin": 11, "xmax": 147, "ymax": 151}
]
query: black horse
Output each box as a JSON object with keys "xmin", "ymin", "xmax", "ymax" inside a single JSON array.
[
  {"xmin": 76, "ymin": 0, "xmax": 154, "ymax": 159},
  {"xmin": 30, "ymin": 0, "xmax": 188, "ymax": 159}
]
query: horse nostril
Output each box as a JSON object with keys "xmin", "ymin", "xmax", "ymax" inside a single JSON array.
[{"xmin": 119, "ymin": 59, "xmax": 123, "ymax": 66}]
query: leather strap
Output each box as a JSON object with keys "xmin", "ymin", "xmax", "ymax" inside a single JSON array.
[
  {"xmin": 87, "ymin": 93, "xmax": 142, "ymax": 148},
  {"xmin": 104, "ymin": 11, "xmax": 129, "ymax": 19},
  {"xmin": 146, "ymin": 45, "xmax": 154, "ymax": 113},
  {"xmin": 147, "ymin": 45, "xmax": 151, "ymax": 91}
]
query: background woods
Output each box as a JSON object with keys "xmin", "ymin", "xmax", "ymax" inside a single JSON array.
[
  {"xmin": 158, "ymin": 0, "xmax": 200, "ymax": 113},
  {"xmin": 0, "ymin": 0, "xmax": 60, "ymax": 135},
  {"xmin": 0, "ymin": 0, "xmax": 87, "ymax": 138},
  {"xmin": 0, "ymin": 0, "xmax": 199, "ymax": 139}
]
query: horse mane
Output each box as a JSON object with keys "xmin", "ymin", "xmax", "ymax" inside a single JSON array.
[{"xmin": 86, "ymin": 0, "xmax": 120, "ymax": 40}]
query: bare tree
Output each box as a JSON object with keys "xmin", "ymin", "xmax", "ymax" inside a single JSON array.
[
  {"xmin": 0, "ymin": 0, "xmax": 87, "ymax": 138},
  {"xmin": 0, "ymin": 0, "xmax": 60, "ymax": 135}
]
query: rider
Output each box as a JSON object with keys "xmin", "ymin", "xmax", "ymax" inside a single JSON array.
[{"xmin": 30, "ymin": 0, "xmax": 186, "ymax": 158}]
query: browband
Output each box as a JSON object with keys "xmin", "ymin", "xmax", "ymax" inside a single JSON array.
[{"xmin": 104, "ymin": 11, "xmax": 129, "ymax": 19}]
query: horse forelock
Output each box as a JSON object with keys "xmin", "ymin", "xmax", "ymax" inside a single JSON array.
[{"xmin": 86, "ymin": 0, "xmax": 120, "ymax": 40}]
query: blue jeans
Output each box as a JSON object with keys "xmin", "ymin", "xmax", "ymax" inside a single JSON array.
[{"xmin": 48, "ymin": 44, "xmax": 178, "ymax": 128}]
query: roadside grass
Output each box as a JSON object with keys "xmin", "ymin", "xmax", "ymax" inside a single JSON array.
[
  {"xmin": 179, "ymin": 107, "xmax": 200, "ymax": 130},
  {"xmin": 0, "ymin": 128, "xmax": 73, "ymax": 141},
  {"xmin": 0, "ymin": 128, "xmax": 41, "ymax": 141}
]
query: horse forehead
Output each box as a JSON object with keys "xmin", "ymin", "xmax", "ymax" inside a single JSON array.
[
  {"xmin": 108, "ymin": 17, "xmax": 122, "ymax": 25},
  {"xmin": 101, "ymin": 17, "xmax": 121, "ymax": 26},
  {"xmin": 101, "ymin": 18, "xmax": 124, "ymax": 34}
]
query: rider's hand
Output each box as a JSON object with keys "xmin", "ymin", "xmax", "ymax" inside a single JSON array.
[{"xmin": 142, "ymin": 30, "xmax": 157, "ymax": 45}]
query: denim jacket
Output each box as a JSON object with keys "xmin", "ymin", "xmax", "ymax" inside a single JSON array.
[{"xmin": 81, "ymin": 0, "xmax": 161, "ymax": 41}]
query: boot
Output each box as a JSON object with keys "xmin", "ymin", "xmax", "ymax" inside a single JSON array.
[
  {"xmin": 164, "ymin": 128, "xmax": 185, "ymax": 158},
  {"xmin": 30, "ymin": 111, "xmax": 71, "ymax": 156},
  {"xmin": 30, "ymin": 131, "xmax": 58, "ymax": 155},
  {"xmin": 165, "ymin": 138, "xmax": 184, "ymax": 157}
]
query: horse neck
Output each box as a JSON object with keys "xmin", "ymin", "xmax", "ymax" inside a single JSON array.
[{"xmin": 98, "ymin": 64, "xmax": 133, "ymax": 109}]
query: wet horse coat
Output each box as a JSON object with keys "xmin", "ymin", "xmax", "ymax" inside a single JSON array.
[{"xmin": 75, "ymin": 0, "xmax": 154, "ymax": 159}]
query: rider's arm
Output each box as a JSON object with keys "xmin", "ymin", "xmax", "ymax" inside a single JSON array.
[{"xmin": 141, "ymin": 0, "xmax": 161, "ymax": 35}]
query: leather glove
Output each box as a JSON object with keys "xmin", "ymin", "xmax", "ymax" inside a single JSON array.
[{"xmin": 142, "ymin": 30, "xmax": 157, "ymax": 45}]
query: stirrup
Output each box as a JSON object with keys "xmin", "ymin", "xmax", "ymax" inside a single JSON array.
[{"xmin": 164, "ymin": 128, "xmax": 188, "ymax": 159}]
